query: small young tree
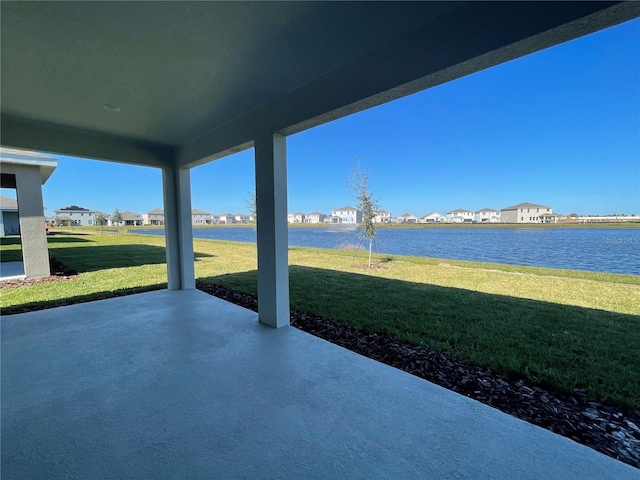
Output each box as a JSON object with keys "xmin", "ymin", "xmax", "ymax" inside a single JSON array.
[
  {"xmin": 95, "ymin": 213, "xmax": 108, "ymax": 235},
  {"xmin": 347, "ymin": 157, "xmax": 379, "ymax": 267},
  {"xmin": 245, "ymin": 190, "xmax": 257, "ymax": 224},
  {"xmin": 111, "ymin": 207, "xmax": 123, "ymax": 235}
]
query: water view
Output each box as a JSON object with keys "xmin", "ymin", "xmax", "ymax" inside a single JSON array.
[{"xmin": 137, "ymin": 227, "xmax": 640, "ymax": 276}]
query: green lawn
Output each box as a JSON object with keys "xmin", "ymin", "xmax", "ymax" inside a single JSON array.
[{"xmin": 2, "ymin": 230, "xmax": 639, "ymax": 408}]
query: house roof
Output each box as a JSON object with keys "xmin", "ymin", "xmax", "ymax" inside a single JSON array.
[
  {"xmin": 0, "ymin": 195, "xmax": 18, "ymax": 210},
  {"xmin": 0, "ymin": 147, "xmax": 58, "ymax": 185},
  {"xmin": 145, "ymin": 209, "xmax": 164, "ymax": 215},
  {"xmin": 422, "ymin": 212, "xmax": 444, "ymax": 217},
  {"xmin": 448, "ymin": 209, "xmax": 472, "ymax": 214},
  {"xmin": 399, "ymin": 213, "xmax": 417, "ymax": 218},
  {"xmin": 55, "ymin": 205, "xmax": 93, "ymax": 213},
  {"xmin": 501, "ymin": 202, "xmax": 551, "ymax": 211},
  {"xmin": 376, "ymin": 210, "xmax": 390, "ymax": 214},
  {"xmin": 334, "ymin": 206, "xmax": 358, "ymax": 212},
  {"xmin": 1, "ymin": 3, "xmax": 632, "ymax": 171},
  {"xmin": 121, "ymin": 211, "xmax": 142, "ymax": 220},
  {"xmin": 476, "ymin": 208, "xmax": 499, "ymax": 213},
  {"xmin": 192, "ymin": 209, "xmax": 211, "ymax": 215},
  {"xmin": 307, "ymin": 212, "xmax": 326, "ymax": 216}
]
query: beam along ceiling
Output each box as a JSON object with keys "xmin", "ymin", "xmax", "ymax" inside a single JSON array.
[{"xmin": 1, "ymin": 2, "xmax": 638, "ymax": 167}]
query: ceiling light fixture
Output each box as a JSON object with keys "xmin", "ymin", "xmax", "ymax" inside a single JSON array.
[{"xmin": 102, "ymin": 104, "xmax": 121, "ymax": 112}]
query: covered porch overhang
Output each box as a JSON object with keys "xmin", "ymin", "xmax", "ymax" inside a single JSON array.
[{"xmin": 2, "ymin": 289, "xmax": 637, "ymax": 479}]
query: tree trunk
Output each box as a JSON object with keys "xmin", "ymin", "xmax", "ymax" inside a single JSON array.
[{"xmin": 368, "ymin": 238, "xmax": 372, "ymax": 266}]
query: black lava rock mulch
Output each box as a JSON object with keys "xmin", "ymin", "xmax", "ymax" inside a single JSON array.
[{"xmin": 197, "ymin": 282, "xmax": 640, "ymax": 469}]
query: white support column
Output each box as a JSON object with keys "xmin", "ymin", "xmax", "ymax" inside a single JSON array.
[
  {"xmin": 254, "ymin": 133, "xmax": 290, "ymax": 328},
  {"xmin": 14, "ymin": 167, "xmax": 50, "ymax": 278},
  {"xmin": 162, "ymin": 164, "xmax": 195, "ymax": 290}
]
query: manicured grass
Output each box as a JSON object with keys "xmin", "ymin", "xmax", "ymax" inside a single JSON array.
[{"xmin": 1, "ymin": 231, "xmax": 639, "ymax": 408}]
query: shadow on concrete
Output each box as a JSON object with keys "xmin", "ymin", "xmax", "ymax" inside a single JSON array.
[
  {"xmin": 49, "ymin": 244, "xmax": 214, "ymax": 273},
  {"xmin": 2, "ymin": 284, "xmax": 167, "ymax": 315},
  {"xmin": 199, "ymin": 265, "xmax": 639, "ymax": 409}
]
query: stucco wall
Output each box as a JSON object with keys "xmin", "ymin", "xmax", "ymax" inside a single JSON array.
[{"xmin": 2, "ymin": 163, "xmax": 50, "ymax": 278}]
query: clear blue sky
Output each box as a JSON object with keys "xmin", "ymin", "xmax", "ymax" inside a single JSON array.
[{"xmin": 4, "ymin": 19, "xmax": 639, "ymax": 217}]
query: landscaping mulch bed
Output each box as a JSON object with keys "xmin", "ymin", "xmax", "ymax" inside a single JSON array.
[
  {"xmin": 0, "ymin": 258, "xmax": 78, "ymax": 289},
  {"xmin": 197, "ymin": 281, "xmax": 640, "ymax": 469}
]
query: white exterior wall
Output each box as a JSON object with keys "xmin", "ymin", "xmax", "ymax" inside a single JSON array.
[
  {"xmin": 474, "ymin": 211, "xmax": 500, "ymax": 223},
  {"xmin": 142, "ymin": 212, "xmax": 165, "ymax": 225},
  {"xmin": 420, "ymin": 213, "xmax": 445, "ymax": 223},
  {"xmin": 447, "ymin": 211, "xmax": 474, "ymax": 223},
  {"xmin": 54, "ymin": 210, "xmax": 95, "ymax": 226},
  {"xmin": 500, "ymin": 207, "xmax": 552, "ymax": 223},
  {"xmin": 373, "ymin": 212, "xmax": 391, "ymax": 223},
  {"xmin": 305, "ymin": 213, "xmax": 326, "ymax": 224},
  {"xmin": 332, "ymin": 209, "xmax": 362, "ymax": 224}
]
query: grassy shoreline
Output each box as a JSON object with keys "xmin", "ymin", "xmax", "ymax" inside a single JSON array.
[{"xmin": 1, "ymin": 232, "xmax": 639, "ymax": 408}]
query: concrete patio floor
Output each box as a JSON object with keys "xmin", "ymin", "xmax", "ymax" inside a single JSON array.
[
  {"xmin": 1, "ymin": 290, "xmax": 636, "ymax": 479},
  {"xmin": 0, "ymin": 260, "xmax": 25, "ymax": 281}
]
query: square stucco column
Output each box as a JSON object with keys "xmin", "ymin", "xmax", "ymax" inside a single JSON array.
[
  {"xmin": 13, "ymin": 166, "xmax": 50, "ymax": 278},
  {"xmin": 162, "ymin": 164, "xmax": 195, "ymax": 290},
  {"xmin": 254, "ymin": 133, "xmax": 290, "ymax": 328}
]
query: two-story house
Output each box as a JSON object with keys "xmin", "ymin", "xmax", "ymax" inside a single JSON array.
[
  {"xmin": 332, "ymin": 206, "xmax": 362, "ymax": 224},
  {"xmin": 142, "ymin": 209, "xmax": 165, "ymax": 225},
  {"xmin": 446, "ymin": 209, "xmax": 474, "ymax": 223},
  {"xmin": 373, "ymin": 210, "xmax": 392, "ymax": 223},
  {"xmin": 54, "ymin": 205, "xmax": 95, "ymax": 226},
  {"xmin": 218, "ymin": 213, "xmax": 236, "ymax": 224},
  {"xmin": 500, "ymin": 203, "xmax": 553, "ymax": 223},
  {"xmin": 305, "ymin": 212, "xmax": 327, "ymax": 224},
  {"xmin": 474, "ymin": 208, "xmax": 500, "ymax": 223},
  {"xmin": 288, "ymin": 212, "xmax": 305, "ymax": 223}
]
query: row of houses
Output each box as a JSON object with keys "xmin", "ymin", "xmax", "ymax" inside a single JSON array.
[
  {"xmin": 50, "ymin": 206, "xmax": 254, "ymax": 227},
  {"xmin": 46, "ymin": 202, "xmax": 555, "ymax": 227},
  {"xmin": 288, "ymin": 203, "xmax": 557, "ymax": 225}
]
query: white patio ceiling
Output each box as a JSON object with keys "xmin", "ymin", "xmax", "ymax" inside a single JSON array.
[{"xmin": 2, "ymin": 1, "xmax": 638, "ymax": 169}]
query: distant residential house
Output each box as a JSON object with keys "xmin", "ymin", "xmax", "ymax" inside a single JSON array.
[
  {"xmin": 373, "ymin": 210, "xmax": 391, "ymax": 224},
  {"xmin": 500, "ymin": 202, "xmax": 553, "ymax": 223},
  {"xmin": 119, "ymin": 211, "xmax": 143, "ymax": 226},
  {"xmin": 332, "ymin": 206, "xmax": 362, "ymax": 224},
  {"xmin": 0, "ymin": 195, "xmax": 20, "ymax": 236},
  {"xmin": 210, "ymin": 214, "xmax": 220, "ymax": 224},
  {"xmin": 419, "ymin": 212, "xmax": 446, "ymax": 223},
  {"xmin": 234, "ymin": 213, "xmax": 251, "ymax": 224},
  {"xmin": 305, "ymin": 212, "xmax": 327, "ymax": 224},
  {"xmin": 142, "ymin": 209, "xmax": 165, "ymax": 226},
  {"xmin": 539, "ymin": 212, "xmax": 560, "ymax": 224},
  {"xmin": 474, "ymin": 208, "xmax": 500, "ymax": 223},
  {"xmin": 446, "ymin": 209, "xmax": 474, "ymax": 223},
  {"xmin": 324, "ymin": 216, "xmax": 341, "ymax": 224},
  {"xmin": 397, "ymin": 213, "xmax": 418, "ymax": 224},
  {"xmin": 218, "ymin": 213, "xmax": 236, "ymax": 224},
  {"xmin": 288, "ymin": 212, "xmax": 305, "ymax": 223},
  {"xmin": 54, "ymin": 205, "xmax": 95, "ymax": 226},
  {"xmin": 191, "ymin": 209, "xmax": 212, "ymax": 225},
  {"xmin": 93, "ymin": 211, "xmax": 111, "ymax": 226}
]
